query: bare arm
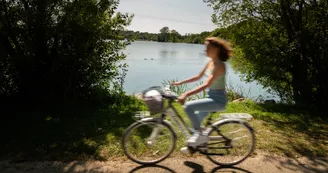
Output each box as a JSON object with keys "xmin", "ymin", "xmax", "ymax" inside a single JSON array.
[
  {"xmin": 174, "ymin": 62, "xmax": 209, "ymax": 85},
  {"xmin": 183, "ymin": 63, "xmax": 225, "ymax": 97}
]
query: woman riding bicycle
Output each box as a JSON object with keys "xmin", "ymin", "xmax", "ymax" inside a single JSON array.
[{"xmin": 171, "ymin": 37, "xmax": 232, "ymax": 154}]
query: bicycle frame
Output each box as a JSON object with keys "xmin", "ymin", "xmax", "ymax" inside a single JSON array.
[
  {"xmin": 149, "ymin": 99, "xmax": 235, "ymax": 154},
  {"xmin": 155, "ymin": 98, "xmax": 215, "ymax": 139},
  {"xmin": 163, "ymin": 101, "xmax": 192, "ymax": 138}
]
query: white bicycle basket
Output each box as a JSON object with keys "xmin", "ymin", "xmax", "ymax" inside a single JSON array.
[{"xmin": 141, "ymin": 86, "xmax": 165, "ymax": 115}]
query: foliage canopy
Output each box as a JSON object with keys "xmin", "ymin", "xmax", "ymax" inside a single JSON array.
[
  {"xmin": 0, "ymin": 0, "xmax": 133, "ymax": 104},
  {"xmin": 205, "ymin": 0, "xmax": 328, "ymax": 106}
]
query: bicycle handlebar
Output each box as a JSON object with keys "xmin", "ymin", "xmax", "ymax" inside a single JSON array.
[{"xmin": 162, "ymin": 85, "xmax": 183, "ymax": 103}]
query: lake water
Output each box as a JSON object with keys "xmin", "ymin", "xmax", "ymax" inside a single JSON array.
[{"xmin": 122, "ymin": 41, "xmax": 276, "ymax": 100}]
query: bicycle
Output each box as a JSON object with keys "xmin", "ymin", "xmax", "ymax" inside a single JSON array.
[{"xmin": 121, "ymin": 86, "xmax": 256, "ymax": 166}]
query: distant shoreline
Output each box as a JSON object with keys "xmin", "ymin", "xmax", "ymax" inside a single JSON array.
[
  {"xmin": 133, "ymin": 39, "xmax": 203, "ymax": 45},
  {"xmin": 123, "ymin": 29, "xmax": 211, "ymax": 44}
]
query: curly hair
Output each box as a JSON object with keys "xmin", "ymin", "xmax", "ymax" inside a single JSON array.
[{"xmin": 205, "ymin": 37, "xmax": 233, "ymax": 62}]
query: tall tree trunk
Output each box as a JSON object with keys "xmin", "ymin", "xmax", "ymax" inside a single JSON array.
[{"xmin": 280, "ymin": 0, "xmax": 314, "ymax": 105}]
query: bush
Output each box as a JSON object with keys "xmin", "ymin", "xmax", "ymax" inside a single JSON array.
[
  {"xmin": 0, "ymin": 0, "xmax": 133, "ymax": 104},
  {"xmin": 0, "ymin": 93, "xmax": 148, "ymax": 161}
]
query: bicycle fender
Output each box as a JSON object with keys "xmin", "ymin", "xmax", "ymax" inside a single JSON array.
[
  {"xmin": 139, "ymin": 117, "xmax": 164, "ymax": 123},
  {"xmin": 138, "ymin": 118, "xmax": 177, "ymax": 138},
  {"xmin": 139, "ymin": 117, "xmax": 154, "ymax": 122},
  {"xmin": 162, "ymin": 120, "xmax": 174, "ymax": 128},
  {"xmin": 212, "ymin": 118, "xmax": 255, "ymax": 132},
  {"xmin": 139, "ymin": 117, "xmax": 173, "ymax": 126}
]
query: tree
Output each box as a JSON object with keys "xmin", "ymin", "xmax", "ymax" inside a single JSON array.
[
  {"xmin": 205, "ymin": 0, "xmax": 328, "ymax": 106},
  {"xmin": 0, "ymin": 0, "xmax": 133, "ymax": 104},
  {"xmin": 159, "ymin": 26, "xmax": 170, "ymax": 42},
  {"xmin": 193, "ymin": 37, "xmax": 201, "ymax": 44},
  {"xmin": 170, "ymin": 29, "xmax": 181, "ymax": 43},
  {"xmin": 199, "ymin": 31, "xmax": 211, "ymax": 43},
  {"xmin": 160, "ymin": 26, "xmax": 170, "ymax": 34}
]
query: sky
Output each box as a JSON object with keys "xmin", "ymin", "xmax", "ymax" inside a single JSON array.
[{"xmin": 117, "ymin": 0, "xmax": 217, "ymax": 35}]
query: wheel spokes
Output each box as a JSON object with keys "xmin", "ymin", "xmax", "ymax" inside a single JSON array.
[
  {"xmin": 206, "ymin": 122, "xmax": 255, "ymax": 166},
  {"xmin": 123, "ymin": 122, "xmax": 176, "ymax": 164}
]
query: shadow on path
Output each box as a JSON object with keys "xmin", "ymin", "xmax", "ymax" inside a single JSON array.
[
  {"xmin": 184, "ymin": 161, "xmax": 252, "ymax": 173},
  {"xmin": 277, "ymin": 157, "xmax": 328, "ymax": 173},
  {"xmin": 184, "ymin": 161, "xmax": 206, "ymax": 173},
  {"xmin": 210, "ymin": 166, "xmax": 253, "ymax": 173},
  {"xmin": 128, "ymin": 164, "xmax": 176, "ymax": 173}
]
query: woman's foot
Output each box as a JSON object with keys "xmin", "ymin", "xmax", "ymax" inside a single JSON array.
[
  {"xmin": 187, "ymin": 131, "xmax": 208, "ymax": 148},
  {"xmin": 180, "ymin": 147, "xmax": 191, "ymax": 154},
  {"xmin": 180, "ymin": 131, "xmax": 209, "ymax": 154}
]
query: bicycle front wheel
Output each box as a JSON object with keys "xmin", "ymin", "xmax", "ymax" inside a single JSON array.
[
  {"xmin": 122, "ymin": 119, "xmax": 176, "ymax": 165},
  {"xmin": 206, "ymin": 120, "xmax": 255, "ymax": 166}
]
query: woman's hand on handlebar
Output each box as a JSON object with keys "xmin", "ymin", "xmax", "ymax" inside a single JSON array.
[
  {"xmin": 177, "ymin": 93, "xmax": 187, "ymax": 105},
  {"xmin": 171, "ymin": 81, "xmax": 182, "ymax": 86}
]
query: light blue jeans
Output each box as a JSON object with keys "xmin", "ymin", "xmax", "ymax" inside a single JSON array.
[{"xmin": 183, "ymin": 89, "xmax": 227, "ymax": 130}]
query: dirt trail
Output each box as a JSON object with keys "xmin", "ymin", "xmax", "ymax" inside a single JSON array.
[{"xmin": 0, "ymin": 154, "xmax": 327, "ymax": 173}]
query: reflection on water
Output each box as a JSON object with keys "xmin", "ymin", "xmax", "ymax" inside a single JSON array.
[
  {"xmin": 122, "ymin": 41, "xmax": 277, "ymax": 100},
  {"xmin": 159, "ymin": 50, "xmax": 169, "ymax": 58},
  {"xmin": 159, "ymin": 49, "xmax": 177, "ymax": 58}
]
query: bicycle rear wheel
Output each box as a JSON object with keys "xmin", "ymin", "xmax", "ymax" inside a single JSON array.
[
  {"xmin": 122, "ymin": 119, "xmax": 176, "ymax": 165},
  {"xmin": 206, "ymin": 120, "xmax": 255, "ymax": 166}
]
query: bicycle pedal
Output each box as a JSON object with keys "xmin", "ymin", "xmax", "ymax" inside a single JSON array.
[
  {"xmin": 189, "ymin": 150, "xmax": 196, "ymax": 155},
  {"xmin": 187, "ymin": 146, "xmax": 196, "ymax": 154},
  {"xmin": 196, "ymin": 145, "xmax": 207, "ymax": 152}
]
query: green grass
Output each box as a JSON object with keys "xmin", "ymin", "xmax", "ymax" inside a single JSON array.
[
  {"xmin": 168, "ymin": 100, "xmax": 328, "ymax": 158},
  {"xmin": 1, "ymin": 96, "xmax": 327, "ymax": 162},
  {"xmin": 0, "ymin": 94, "xmax": 148, "ymax": 162},
  {"xmin": 220, "ymin": 101, "xmax": 328, "ymax": 158}
]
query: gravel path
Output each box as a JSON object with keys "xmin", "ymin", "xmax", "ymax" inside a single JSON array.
[{"xmin": 0, "ymin": 154, "xmax": 327, "ymax": 173}]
